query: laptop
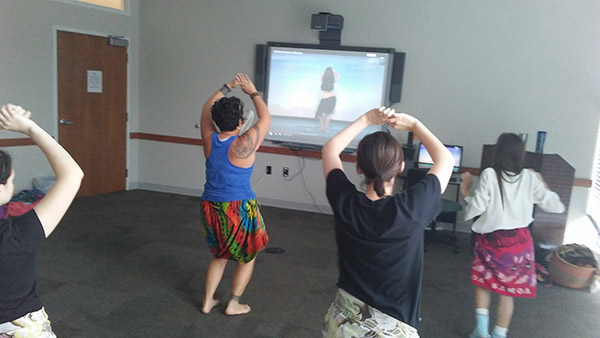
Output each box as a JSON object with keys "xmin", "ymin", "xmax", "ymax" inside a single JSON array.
[{"xmin": 416, "ymin": 143, "xmax": 463, "ymax": 182}]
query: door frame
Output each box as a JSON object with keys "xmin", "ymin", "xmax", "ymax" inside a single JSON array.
[
  {"xmin": 51, "ymin": 0, "xmax": 132, "ymax": 16},
  {"xmin": 52, "ymin": 25, "xmax": 131, "ymax": 189}
]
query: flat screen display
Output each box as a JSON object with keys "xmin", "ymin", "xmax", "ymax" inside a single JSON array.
[
  {"xmin": 263, "ymin": 42, "xmax": 395, "ymax": 151},
  {"xmin": 417, "ymin": 143, "xmax": 464, "ymax": 173}
]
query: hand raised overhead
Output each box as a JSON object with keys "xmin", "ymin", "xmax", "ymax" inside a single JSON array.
[
  {"xmin": 236, "ymin": 74, "xmax": 257, "ymax": 95},
  {"xmin": 383, "ymin": 110, "xmax": 418, "ymax": 132},
  {"xmin": 0, "ymin": 104, "xmax": 35, "ymax": 134}
]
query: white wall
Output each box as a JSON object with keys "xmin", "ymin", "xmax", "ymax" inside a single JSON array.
[
  {"xmin": 2, "ymin": 1, "xmax": 598, "ymax": 241},
  {"xmin": 135, "ymin": 0, "xmax": 600, "ymax": 239},
  {"xmin": 0, "ymin": 0, "xmax": 140, "ymax": 192}
]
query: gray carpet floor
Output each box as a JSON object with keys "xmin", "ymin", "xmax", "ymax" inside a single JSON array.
[{"xmin": 34, "ymin": 190, "xmax": 599, "ymax": 337}]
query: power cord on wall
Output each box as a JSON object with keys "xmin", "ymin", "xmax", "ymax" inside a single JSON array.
[
  {"xmin": 251, "ymin": 153, "xmax": 328, "ymax": 214},
  {"xmin": 284, "ymin": 150, "xmax": 328, "ymax": 214}
]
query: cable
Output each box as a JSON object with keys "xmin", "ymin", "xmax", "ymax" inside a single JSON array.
[{"xmin": 284, "ymin": 150, "xmax": 328, "ymax": 214}]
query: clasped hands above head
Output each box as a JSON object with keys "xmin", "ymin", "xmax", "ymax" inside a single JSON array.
[
  {"xmin": 0, "ymin": 103, "xmax": 34, "ymax": 133},
  {"xmin": 1, "ymin": 103, "xmax": 30, "ymax": 118},
  {"xmin": 368, "ymin": 106, "xmax": 417, "ymax": 132}
]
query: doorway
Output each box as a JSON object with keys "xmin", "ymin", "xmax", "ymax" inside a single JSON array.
[{"xmin": 57, "ymin": 30, "xmax": 127, "ymax": 197}]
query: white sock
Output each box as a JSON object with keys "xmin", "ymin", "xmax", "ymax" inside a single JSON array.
[
  {"xmin": 474, "ymin": 308, "xmax": 490, "ymax": 335},
  {"xmin": 492, "ymin": 325, "xmax": 508, "ymax": 338},
  {"xmin": 475, "ymin": 308, "xmax": 489, "ymax": 316}
]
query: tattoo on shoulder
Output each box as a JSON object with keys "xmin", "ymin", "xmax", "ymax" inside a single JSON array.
[{"xmin": 232, "ymin": 125, "xmax": 260, "ymax": 159}]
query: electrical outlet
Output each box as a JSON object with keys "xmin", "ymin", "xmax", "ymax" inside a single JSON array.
[
  {"xmin": 266, "ymin": 166, "xmax": 272, "ymax": 175},
  {"xmin": 283, "ymin": 167, "xmax": 289, "ymax": 177}
]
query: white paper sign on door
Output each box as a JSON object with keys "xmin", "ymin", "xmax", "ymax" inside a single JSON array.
[{"xmin": 87, "ymin": 70, "xmax": 102, "ymax": 93}]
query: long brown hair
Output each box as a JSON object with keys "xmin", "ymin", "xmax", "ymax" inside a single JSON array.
[
  {"xmin": 356, "ymin": 131, "xmax": 404, "ymax": 197},
  {"xmin": 493, "ymin": 133, "xmax": 525, "ymax": 204},
  {"xmin": 321, "ymin": 67, "xmax": 335, "ymax": 91}
]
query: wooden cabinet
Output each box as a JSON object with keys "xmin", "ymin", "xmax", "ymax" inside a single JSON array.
[{"xmin": 480, "ymin": 145, "xmax": 574, "ymax": 249}]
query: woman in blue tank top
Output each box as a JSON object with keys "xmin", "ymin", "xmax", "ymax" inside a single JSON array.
[{"xmin": 199, "ymin": 74, "xmax": 271, "ymax": 316}]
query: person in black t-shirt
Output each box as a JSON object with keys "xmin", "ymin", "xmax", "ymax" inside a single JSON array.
[
  {"xmin": 0, "ymin": 104, "xmax": 83, "ymax": 337},
  {"xmin": 321, "ymin": 106, "xmax": 454, "ymax": 337}
]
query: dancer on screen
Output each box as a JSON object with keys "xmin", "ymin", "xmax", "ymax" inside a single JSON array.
[{"xmin": 314, "ymin": 67, "xmax": 340, "ymax": 133}]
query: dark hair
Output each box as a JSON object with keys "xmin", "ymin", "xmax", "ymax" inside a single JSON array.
[
  {"xmin": 321, "ymin": 67, "xmax": 335, "ymax": 91},
  {"xmin": 356, "ymin": 131, "xmax": 404, "ymax": 197},
  {"xmin": 0, "ymin": 150, "xmax": 13, "ymax": 184},
  {"xmin": 493, "ymin": 132, "xmax": 525, "ymax": 202},
  {"xmin": 211, "ymin": 96, "xmax": 245, "ymax": 132}
]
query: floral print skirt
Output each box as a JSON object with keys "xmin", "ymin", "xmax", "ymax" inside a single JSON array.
[
  {"xmin": 322, "ymin": 288, "xmax": 419, "ymax": 338},
  {"xmin": 471, "ymin": 227, "xmax": 536, "ymax": 298}
]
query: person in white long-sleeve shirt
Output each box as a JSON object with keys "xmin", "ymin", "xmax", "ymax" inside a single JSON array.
[{"xmin": 460, "ymin": 133, "xmax": 565, "ymax": 338}]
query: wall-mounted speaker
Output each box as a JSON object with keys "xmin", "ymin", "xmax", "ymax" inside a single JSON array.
[
  {"xmin": 254, "ymin": 44, "xmax": 266, "ymax": 92},
  {"xmin": 389, "ymin": 52, "xmax": 406, "ymax": 103}
]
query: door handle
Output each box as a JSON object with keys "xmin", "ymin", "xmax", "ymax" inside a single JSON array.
[{"xmin": 59, "ymin": 118, "xmax": 74, "ymax": 126}]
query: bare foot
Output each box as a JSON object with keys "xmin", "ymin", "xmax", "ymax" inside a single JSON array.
[
  {"xmin": 201, "ymin": 298, "xmax": 219, "ymax": 314},
  {"xmin": 224, "ymin": 300, "xmax": 251, "ymax": 316}
]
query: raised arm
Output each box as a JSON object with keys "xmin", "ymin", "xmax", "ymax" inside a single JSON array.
[
  {"xmin": 322, "ymin": 107, "xmax": 390, "ymax": 178},
  {"xmin": 0, "ymin": 104, "xmax": 83, "ymax": 237},
  {"xmin": 229, "ymin": 74, "xmax": 271, "ymax": 164},
  {"xmin": 200, "ymin": 75, "xmax": 241, "ymax": 158},
  {"xmin": 333, "ymin": 68, "xmax": 340, "ymax": 82},
  {"xmin": 386, "ymin": 112, "xmax": 454, "ymax": 193}
]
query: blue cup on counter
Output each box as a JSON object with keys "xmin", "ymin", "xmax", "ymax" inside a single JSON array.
[{"xmin": 535, "ymin": 131, "xmax": 546, "ymax": 153}]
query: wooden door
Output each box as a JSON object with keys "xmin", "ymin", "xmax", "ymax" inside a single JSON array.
[{"xmin": 57, "ymin": 30, "xmax": 127, "ymax": 197}]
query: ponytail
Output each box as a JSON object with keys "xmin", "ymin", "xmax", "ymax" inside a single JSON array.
[
  {"xmin": 357, "ymin": 132, "xmax": 404, "ymax": 198},
  {"xmin": 373, "ymin": 176, "xmax": 386, "ymax": 198}
]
